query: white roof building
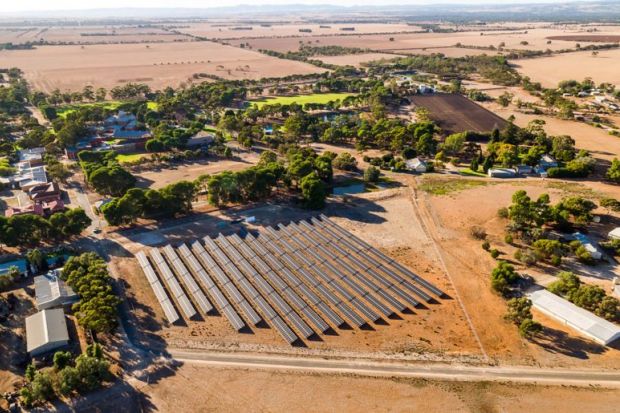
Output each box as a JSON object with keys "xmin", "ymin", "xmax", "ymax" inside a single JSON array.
[
  {"xmin": 406, "ymin": 157, "xmax": 427, "ymax": 173},
  {"xmin": 608, "ymin": 227, "xmax": 620, "ymax": 240},
  {"xmin": 529, "ymin": 289, "xmax": 620, "ymax": 346},
  {"xmin": 34, "ymin": 269, "xmax": 78, "ymax": 310},
  {"xmin": 25, "ymin": 308, "xmax": 70, "ymax": 356}
]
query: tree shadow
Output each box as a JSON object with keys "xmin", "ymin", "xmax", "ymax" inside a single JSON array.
[{"xmin": 530, "ymin": 326, "xmax": 607, "ymax": 359}]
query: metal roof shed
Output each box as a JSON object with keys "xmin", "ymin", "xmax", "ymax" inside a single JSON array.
[
  {"xmin": 26, "ymin": 308, "xmax": 70, "ymax": 356},
  {"xmin": 528, "ymin": 289, "xmax": 620, "ymax": 346},
  {"xmin": 34, "ymin": 269, "xmax": 78, "ymax": 310}
]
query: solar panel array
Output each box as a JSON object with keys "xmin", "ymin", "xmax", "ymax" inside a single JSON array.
[{"xmin": 134, "ymin": 216, "xmax": 443, "ymax": 345}]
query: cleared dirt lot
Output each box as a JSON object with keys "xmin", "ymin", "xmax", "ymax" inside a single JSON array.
[
  {"xmin": 140, "ymin": 365, "xmax": 620, "ymax": 413},
  {"xmin": 0, "ymin": 42, "xmax": 324, "ymax": 92},
  {"xmin": 513, "ymin": 48, "xmax": 620, "ymax": 87},
  {"xmin": 409, "ymin": 94, "xmax": 507, "ymax": 134},
  {"xmin": 114, "ymin": 190, "xmax": 481, "ymax": 357}
]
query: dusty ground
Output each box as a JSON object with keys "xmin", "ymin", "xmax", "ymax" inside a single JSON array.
[
  {"xmin": 513, "ymin": 48, "xmax": 620, "ymax": 87},
  {"xmin": 417, "ymin": 176, "xmax": 620, "ymax": 368},
  {"xmin": 138, "ymin": 365, "xmax": 620, "ymax": 413},
  {"xmin": 0, "ymin": 41, "xmax": 324, "ymax": 92}
]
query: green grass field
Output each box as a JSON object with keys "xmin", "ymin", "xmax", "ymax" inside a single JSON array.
[
  {"xmin": 117, "ymin": 153, "xmax": 150, "ymax": 164},
  {"xmin": 252, "ymin": 93, "xmax": 355, "ymax": 109},
  {"xmin": 56, "ymin": 101, "xmax": 123, "ymax": 118}
]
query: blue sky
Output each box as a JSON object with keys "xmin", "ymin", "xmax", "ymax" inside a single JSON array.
[{"xmin": 0, "ymin": 0, "xmax": 581, "ymax": 13}]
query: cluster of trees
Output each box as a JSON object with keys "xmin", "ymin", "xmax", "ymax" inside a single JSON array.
[
  {"xmin": 490, "ymin": 261, "xmax": 522, "ymax": 296},
  {"xmin": 504, "ymin": 298, "xmax": 543, "ymax": 338},
  {"xmin": 101, "ymin": 181, "xmax": 196, "ymax": 226},
  {"xmin": 0, "ymin": 208, "xmax": 90, "ymax": 247},
  {"xmin": 548, "ymin": 272, "xmax": 619, "ymax": 322},
  {"xmin": 62, "ymin": 253, "xmax": 120, "ymax": 333},
  {"xmin": 21, "ymin": 344, "xmax": 112, "ymax": 407},
  {"xmin": 78, "ymin": 150, "xmax": 136, "ymax": 197},
  {"xmin": 110, "ymin": 83, "xmax": 151, "ymax": 101}
]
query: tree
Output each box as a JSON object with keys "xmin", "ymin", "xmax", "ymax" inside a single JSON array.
[
  {"xmin": 519, "ymin": 318, "xmax": 542, "ymax": 338},
  {"xmin": 332, "ymin": 152, "xmax": 357, "ymax": 171},
  {"xmin": 57, "ymin": 366, "xmax": 80, "ymax": 396},
  {"xmin": 75, "ymin": 354, "xmax": 111, "ymax": 392},
  {"xmin": 26, "ymin": 248, "xmax": 47, "ymax": 273},
  {"xmin": 364, "ymin": 166, "xmax": 380, "ymax": 183},
  {"xmin": 416, "ymin": 133, "xmax": 436, "ymax": 156},
  {"xmin": 505, "ymin": 297, "xmax": 533, "ymax": 325},
  {"xmin": 30, "ymin": 370, "xmax": 54, "ymax": 403},
  {"xmin": 89, "ymin": 165, "xmax": 136, "ymax": 197},
  {"xmin": 532, "ymin": 239, "xmax": 565, "ymax": 264},
  {"xmin": 46, "ymin": 162, "xmax": 72, "ymax": 183},
  {"xmin": 300, "ymin": 173, "xmax": 326, "ymax": 209},
  {"xmin": 548, "ymin": 271, "xmax": 581, "ymax": 296},
  {"xmin": 490, "ymin": 261, "xmax": 519, "ymax": 295},
  {"xmin": 606, "ymin": 158, "xmax": 620, "ymax": 183},
  {"xmin": 53, "ymin": 351, "xmax": 73, "ymax": 370},
  {"xmin": 442, "ymin": 132, "xmax": 466, "ymax": 155},
  {"xmin": 497, "ymin": 92, "xmax": 513, "ymax": 107},
  {"xmin": 145, "ymin": 139, "xmax": 165, "ymax": 153}
]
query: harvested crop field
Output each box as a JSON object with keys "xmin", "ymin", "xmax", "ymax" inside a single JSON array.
[
  {"xmin": 179, "ymin": 23, "xmax": 422, "ymax": 40},
  {"xmin": 0, "ymin": 42, "xmax": 325, "ymax": 92},
  {"xmin": 546, "ymin": 35, "xmax": 620, "ymax": 42},
  {"xmin": 315, "ymin": 53, "xmax": 402, "ymax": 67},
  {"xmin": 230, "ymin": 28, "xmax": 601, "ymax": 53},
  {"xmin": 514, "ymin": 48, "xmax": 620, "ymax": 87},
  {"xmin": 409, "ymin": 94, "xmax": 507, "ymax": 134},
  {"xmin": 0, "ymin": 26, "xmax": 191, "ymax": 44}
]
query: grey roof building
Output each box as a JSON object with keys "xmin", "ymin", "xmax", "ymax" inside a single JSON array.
[
  {"xmin": 34, "ymin": 269, "xmax": 78, "ymax": 310},
  {"xmin": 25, "ymin": 308, "xmax": 70, "ymax": 356}
]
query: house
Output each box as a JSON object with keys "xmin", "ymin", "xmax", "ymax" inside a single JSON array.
[
  {"xmin": 186, "ymin": 131, "xmax": 215, "ymax": 147},
  {"xmin": 516, "ymin": 164, "xmax": 534, "ymax": 175},
  {"xmin": 102, "ymin": 111, "xmax": 150, "ymax": 140},
  {"xmin": 11, "ymin": 164, "xmax": 47, "ymax": 190},
  {"xmin": 417, "ymin": 84, "xmax": 435, "ymax": 94},
  {"xmin": 4, "ymin": 199, "xmax": 64, "ymax": 218},
  {"xmin": 28, "ymin": 182, "xmax": 61, "ymax": 203},
  {"xmin": 25, "ymin": 308, "xmax": 70, "ymax": 356},
  {"xmin": 406, "ymin": 157, "xmax": 428, "ymax": 173},
  {"xmin": 18, "ymin": 148, "xmax": 45, "ymax": 166},
  {"xmin": 528, "ymin": 289, "xmax": 620, "ymax": 346},
  {"xmin": 538, "ymin": 154, "xmax": 558, "ymax": 170},
  {"xmin": 487, "ymin": 168, "xmax": 517, "ymax": 178},
  {"xmin": 34, "ymin": 269, "xmax": 78, "ymax": 310}
]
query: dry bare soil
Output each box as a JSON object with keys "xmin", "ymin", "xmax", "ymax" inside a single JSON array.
[{"xmin": 0, "ymin": 41, "xmax": 324, "ymax": 92}]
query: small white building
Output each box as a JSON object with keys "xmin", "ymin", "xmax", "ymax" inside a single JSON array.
[
  {"xmin": 25, "ymin": 308, "xmax": 70, "ymax": 356},
  {"xmin": 608, "ymin": 227, "xmax": 620, "ymax": 240},
  {"xmin": 529, "ymin": 289, "xmax": 620, "ymax": 346},
  {"xmin": 406, "ymin": 157, "xmax": 427, "ymax": 173},
  {"xmin": 488, "ymin": 168, "xmax": 516, "ymax": 178},
  {"xmin": 538, "ymin": 154, "xmax": 558, "ymax": 170},
  {"xmin": 34, "ymin": 269, "xmax": 78, "ymax": 310}
]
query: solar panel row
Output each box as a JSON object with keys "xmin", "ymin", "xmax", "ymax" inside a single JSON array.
[
  {"xmin": 203, "ymin": 236, "xmax": 298, "ymax": 344},
  {"xmin": 318, "ymin": 214, "xmax": 445, "ymax": 299},
  {"xmin": 149, "ymin": 248, "xmax": 197, "ymax": 319},
  {"xmin": 218, "ymin": 235, "xmax": 315, "ymax": 339},
  {"xmin": 162, "ymin": 245, "xmax": 214, "ymax": 315},
  {"xmin": 274, "ymin": 225, "xmax": 377, "ymax": 325},
  {"xmin": 239, "ymin": 233, "xmax": 332, "ymax": 333},
  {"xmin": 256, "ymin": 231, "xmax": 349, "ymax": 328},
  {"xmin": 135, "ymin": 251, "xmax": 180, "ymax": 324},
  {"xmin": 192, "ymin": 241, "xmax": 262, "ymax": 326},
  {"xmin": 177, "ymin": 244, "xmax": 245, "ymax": 331}
]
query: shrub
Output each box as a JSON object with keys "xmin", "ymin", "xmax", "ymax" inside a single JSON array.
[
  {"xmin": 574, "ymin": 245, "xmax": 594, "ymax": 264},
  {"xmin": 504, "ymin": 234, "xmax": 513, "ymax": 244},
  {"xmin": 519, "ymin": 318, "xmax": 543, "ymax": 338},
  {"xmin": 497, "ymin": 207, "xmax": 509, "ymax": 219},
  {"xmin": 490, "ymin": 249, "xmax": 500, "ymax": 259},
  {"xmin": 482, "ymin": 241, "xmax": 491, "ymax": 251},
  {"xmin": 491, "ymin": 261, "xmax": 519, "ymax": 295},
  {"xmin": 470, "ymin": 226, "xmax": 487, "ymax": 240},
  {"xmin": 332, "ymin": 152, "xmax": 358, "ymax": 171},
  {"xmin": 363, "ymin": 166, "xmax": 380, "ymax": 183},
  {"xmin": 505, "ymin": 297, "xmax": 533, "ymax": 325}
]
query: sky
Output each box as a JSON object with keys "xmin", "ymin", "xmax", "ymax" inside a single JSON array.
[{"xmin": 0, "ymin": 0, "xmax": 580, "ymax": 13}]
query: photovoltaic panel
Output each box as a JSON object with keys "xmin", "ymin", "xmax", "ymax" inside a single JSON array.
[{"xmin": 149, "ymin": 248, "xmax": 196, "ymax": 319}]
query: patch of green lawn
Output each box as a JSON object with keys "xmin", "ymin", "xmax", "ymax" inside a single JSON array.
[
  {"xmin": 56, "ymin": 101, "xmax": 123, "ymax": 118},
  {"xmin": 117, "ymin": 153, "xmax": 150, "ymax": 164},
  {"xmin": 252, "ymin": 93, "xmax": 355, "ymax": 109},
  {"xmin": 419, "ymin": 176, "xmax": 493, "ymax": 195}
]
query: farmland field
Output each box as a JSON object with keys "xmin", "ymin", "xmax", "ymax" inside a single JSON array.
[
  {"xmin": 513, "ymin": 48, "xmax": 620, "ymax": 87},
  {"xmin": 0, "ymin": 26, "xmax": 191, "ymax": 44},
  {"xmin": 409, "ymin": 94, "xmax": 507, "ymax": 134},
  {"xmin": 0, "ymin": 41, "xmax": 325, "ymax": 92},
  {"xmin": 252, "ymin": 92, "xmax": 355, "ymax": 108}
]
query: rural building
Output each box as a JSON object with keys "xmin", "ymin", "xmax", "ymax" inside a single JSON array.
[
  {"xmin": 417, "ymin": 84, "xmax": 435, "ymax": 94},
  {"xmin": 102, "ymin": 110, "xmax": 150, "ymax": 140},
  {"xmin": 34, "ymin": 269, "xmax": 78, "ymax": 310},
  {"xmin": 28, "ymin": 182, "xmax": 61, "ymax": 203},
  {"xmin": 487, "ymin": 168, "xmax": 517, "ymax": 178},
  {"xmin": 608, "ymin": 227, "xmax": 620, "ymax": 240},
  {"xmin": 406, "ymin": 157, "xmax": 427, "ymax": 173},
  {"xmin": 25, "ymin": 308, "xmax": 70, "ymax": 356},
  {"xmin": 187, "ymin": 131, "xmax": 215, "ymax": 147},
  {"xmin": 516, "ymin": 164, "xmax": 534, "ymax": 175},
  {"xmin": 4, "ymin": 199, "xmax": 64, "ymax": 218},
  {"xmin": 538, "ymin": 154, "xmax": 558, "ymax": 170},
  {"xmin": 571, "ymin": 232, "xmax": 602, "ymax": 260},
  {"xmin": 18, "ymin": 148, "xmax": 45, "ymax": 166},
  {"xmin": 528, "ymin": 289, "xmax": 620, "ymax": 346}
]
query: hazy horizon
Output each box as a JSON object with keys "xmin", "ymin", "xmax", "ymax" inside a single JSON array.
[{"xmin": 0, "ymin": 0, "xmax": 597, "ymax": 13}]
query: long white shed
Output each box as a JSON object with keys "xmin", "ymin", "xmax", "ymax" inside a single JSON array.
[{"xmin": 528, "ymin": 289, "xmax": 620, "ymax": 346}]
